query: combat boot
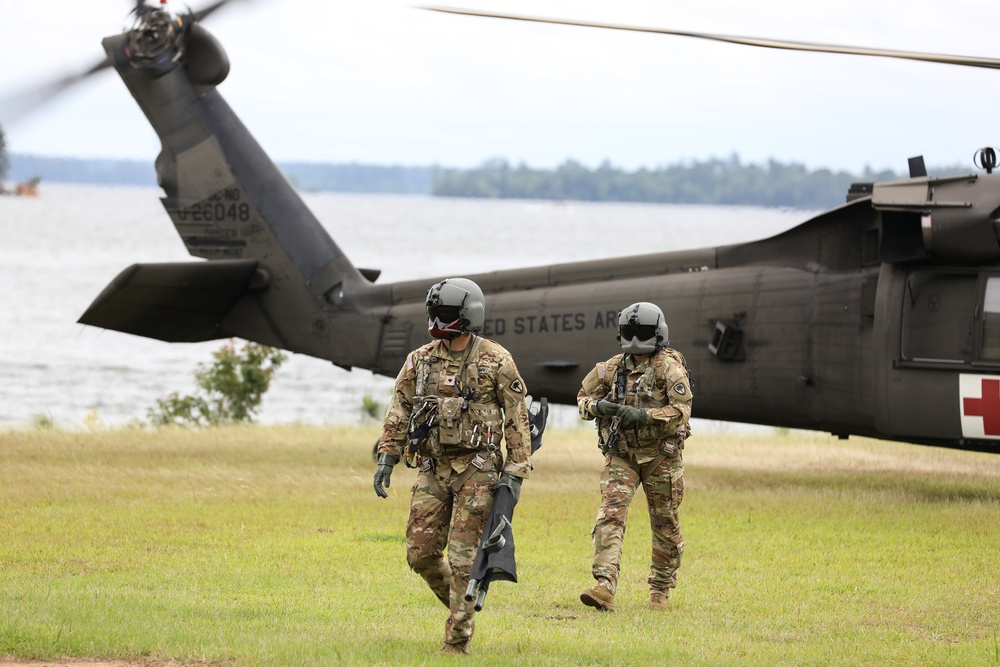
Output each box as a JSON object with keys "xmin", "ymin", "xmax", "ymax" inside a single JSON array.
[
  {"xmin": 438, "ymin": 640, "xmax": 470, "ymax": 656},
  {"xmin": 580, "ymin": 578, "xmax": 615, "ymax": 612},
  {"xmin": 647, "ymin": 590, "xmax": 670, "ymax": 611}
]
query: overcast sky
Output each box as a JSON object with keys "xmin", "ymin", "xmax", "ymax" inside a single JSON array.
[{"xmin": 2, "ymin": 0, "xmax": 1000, "ymax": 173}]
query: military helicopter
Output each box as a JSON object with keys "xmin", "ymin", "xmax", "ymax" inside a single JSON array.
[{"xmin": 54, "ymin": 1, "xmax": 1000, "ymax": 453}]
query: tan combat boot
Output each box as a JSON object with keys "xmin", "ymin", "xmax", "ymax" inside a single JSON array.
[
  {"xmin": 438, "ymin": 640, "xmax": 470, "ymax": 656},
  {"xmin": 647, "ymin": 590, "xmax": 670, "ymax": 611},
  {"xmin": 580, "ymin": 578, "xmax": 615, "ymax": 612}
]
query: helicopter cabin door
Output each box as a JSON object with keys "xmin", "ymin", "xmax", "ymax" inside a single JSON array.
[{"xmin": 881, "ymin": 268, "xmax": 1000, "ymax": 442}]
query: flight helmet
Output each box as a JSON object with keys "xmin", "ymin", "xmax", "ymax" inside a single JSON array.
[
  {"xmin": 617, "ymin": 302, "xmax": 669, "ymax": 354},
  {"xmin": 426, "ymin": 278, "xmax": 486, "ymax": 339}
]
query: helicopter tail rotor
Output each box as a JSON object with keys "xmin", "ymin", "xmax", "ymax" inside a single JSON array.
[{"xmin": 0, "ymin": 0, "xmax": 243, "ymax": 127}]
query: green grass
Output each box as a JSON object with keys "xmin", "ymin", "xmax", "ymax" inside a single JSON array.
[{"xmin": 1, "ymin": 425, "xmax": 999, "ymax": 666}]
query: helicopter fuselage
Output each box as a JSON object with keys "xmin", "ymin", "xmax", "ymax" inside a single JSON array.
[{"xmin": 79, "ymin": 11, "xmax": 1000, "ymax": 454}]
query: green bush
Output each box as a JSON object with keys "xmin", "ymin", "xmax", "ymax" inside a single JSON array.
[
  {"xmin": 0, "ymin": 124, "xmax": 9, "ymax": 186},
  {"xmin": 148, "ymin": 341, "xmax": 287, "ymax": 427},
  {"xmin": 360, "ymin": 394, "xmax": 383, "ymax": 420},
  {"xmin": 28, "ymin": 412, "xmax": 55, "ymax": 430}
]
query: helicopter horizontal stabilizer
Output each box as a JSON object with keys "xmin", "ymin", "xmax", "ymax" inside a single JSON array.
[{"xmin": 78, "ymin": 260, "xmax": 262, "ymax": 343}]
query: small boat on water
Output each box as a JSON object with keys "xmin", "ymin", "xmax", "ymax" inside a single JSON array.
[{"xmin": 1, "ymin": 176, "xmax": 41, "ymax": 196}]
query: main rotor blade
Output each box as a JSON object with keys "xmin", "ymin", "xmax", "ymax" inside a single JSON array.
[
  {"xmin": 422, "ymin": 5, "xmax": 1000, "ymax": 71},
  {"xmin": 192, "ymin": 0, "xmax": 242, "ymax": 22},
  {"xmin": 0, "ymin": 57, "xmax": 112, "ymax": 125}
]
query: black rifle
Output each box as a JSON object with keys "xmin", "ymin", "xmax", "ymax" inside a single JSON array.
[
  {"xmin": 599, "ymin": 365, "xmax": 629, "ymax": 455},
  {"xmin": 404, "ymin": 400, "xmax": 437, "ymax": 468}
]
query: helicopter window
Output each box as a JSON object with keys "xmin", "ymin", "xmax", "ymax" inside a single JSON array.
[
  {"xmin": 900, "ymin": 271, "xmax": 977, "ymax": 364},
  {"xmin": 980, "ymin": 277, "xmax": 1000, "ymax": 361}
]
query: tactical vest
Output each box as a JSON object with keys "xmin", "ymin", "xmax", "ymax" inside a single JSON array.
[
  {"xmin": 410, "ymin": 336, "xmax": 505, "ymax": 462},
  {"xmin": 597, "ymin": 349, "xmax": 689, "ymax": 451}
]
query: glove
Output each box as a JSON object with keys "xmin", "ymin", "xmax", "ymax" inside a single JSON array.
[
  {"xmin": 496, "ymin": 473, "xmax": 523, "ymax": 505},
  {"xmin": 615, "ymin": 404, "xmax": 650, "ymax": 426},
  {"xmin": 373, "ymin": 453, "xmax": 399, "ymax": 499},
  {"xmin": 591, "ymin": 398, "xmax": 619, "ymax": 417}
]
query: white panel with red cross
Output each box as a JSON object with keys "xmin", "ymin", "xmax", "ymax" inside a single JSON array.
[{"xmin": 959, "ymin": 374, "xmax": 1000, "ymax": 440}]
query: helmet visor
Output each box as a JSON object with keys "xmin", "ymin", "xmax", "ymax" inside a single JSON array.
[
  {"xmin": 427, "ymin": 304, "xmax": 463, "ymax": 323},
  {"xmin": 620, "ymin": 323, "xmax": 658, "ymax": 342}
]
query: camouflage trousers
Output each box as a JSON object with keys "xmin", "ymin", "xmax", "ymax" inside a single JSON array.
[
  {"xmin": 590, "ymin": 453, "xmax": 684, "ymax": 594},
  {"xmin": 406, "ymin": 467, "xmax": 498, "ymax": 647}
]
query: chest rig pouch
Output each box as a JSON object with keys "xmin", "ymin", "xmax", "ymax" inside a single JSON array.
[{"xmin": 438, "ymin": 395, "xmax": 465, "ymax": 445}]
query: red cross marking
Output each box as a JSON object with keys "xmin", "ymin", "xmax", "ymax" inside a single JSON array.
[{"xmin": 963, "ymin": 378, "xmax": 1000, "ymax": 435}]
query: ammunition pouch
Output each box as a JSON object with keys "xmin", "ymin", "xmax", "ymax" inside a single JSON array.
[
  {"xmin": 438, "ymin": 396, "xmax": 465, "ymax": 446},
  {"xmin": 442, "ymin": 399, "xmax": 504, "ymax": 453},
  {"xmin": 463, "ymin": 401, "xmax": 502, "ymax": 449}
]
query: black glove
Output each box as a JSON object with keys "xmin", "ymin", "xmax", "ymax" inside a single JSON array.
[
  {"xmin": 373, "ymin": 453, "xmax": 399, "ymax": 499},
  {"xmin": 592, "ymin": 399, "xmax": 619, "ymax": 417},
  {"xmin": 615, "ymin": 404, "xmax": 650, "ymax": 426},
  {"xmin": 496, "ymin": 473, "xmax": 523, "ymax": 505}
]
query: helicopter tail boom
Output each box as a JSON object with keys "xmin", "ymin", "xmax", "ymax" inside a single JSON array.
[{"xmin": 79, "ymin": 13, "xmax": 387, "ymax": 368}]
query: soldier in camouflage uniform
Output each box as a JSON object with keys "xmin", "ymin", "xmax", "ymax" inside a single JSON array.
[
  {"xmin": 373, "ymin": 278, "xmax": 532, "ymax": 656},
  {"xmin": 577, "ymin": 302, "xmax": 693, "ymax": 612}
]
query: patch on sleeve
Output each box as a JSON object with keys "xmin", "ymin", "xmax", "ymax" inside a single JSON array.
[
  {"xmin": 673, "ymin": 383, "xmax": 687, "ymax": 396},
  {"xmin": 596, "ymin": 362, "xmax": 606, "ymax": 380},
  {"xmin": 510, "ymin": 378, "xmax": 525, "ymax": 395},
  {"xmin": 406, "ymin": 353, "xmax": 415, "ymax": 371}
]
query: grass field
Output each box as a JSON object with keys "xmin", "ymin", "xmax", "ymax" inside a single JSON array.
[{"xmin": 1, "ymin": 424, "xmax": 999, "ymax": 666}]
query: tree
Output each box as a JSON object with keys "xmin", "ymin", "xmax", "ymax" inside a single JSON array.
[
  {"xmin": 148, "ymin": 340, "xmax": 288, "ymax": 427},
  {"xmin": 0, "ymin": 124, "xmax": 9, "ymax": 186},
  {"xmin": 430, "ymin": 154, "xmax": 910, "ymax": 209}
]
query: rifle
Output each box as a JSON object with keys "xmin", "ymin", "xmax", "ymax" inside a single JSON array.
[
  {"xmin": 598, "ymin": 365, "xmax": 629, "ymax": 456},
  {"xmin": 404, "ymin": 397, "xmax": 438, "ymax": 468}
]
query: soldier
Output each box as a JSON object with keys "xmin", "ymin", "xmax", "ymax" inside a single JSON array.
[
  {"xmin": 577, "ymin": 301, "xmax": 693, "ymax": 612},
  {"xmin": 373, "ymin": 277, "xmax": 532, "ymax": 656}
]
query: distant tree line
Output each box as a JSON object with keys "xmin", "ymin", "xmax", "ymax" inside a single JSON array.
[
  {"xmin": 7, "ymin": 154, "xmax": 156, "ymax": 187},
  {"xmin": 0, "ymin": 125, "xmax": 9, "ymax": 185},
  {"xmin": 431, "ymin": 156, "xmax": 908, "ymax": 209},
  {"xmin": 8, "ymin": 151, "xmax": 969, "ymax": 209},
  {"xmin": 5, "ymin": 154, "xmax": 431, "ymax": 194}
]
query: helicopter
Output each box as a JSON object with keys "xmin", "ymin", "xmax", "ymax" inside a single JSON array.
[{"xmin": 40, "ymin": 1, "xmax": 1000, "ymax": 454}]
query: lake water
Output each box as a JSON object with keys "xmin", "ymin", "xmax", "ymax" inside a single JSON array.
[{"xmin": 0, "ymin": 183, "xmax": 817, "ymax": 430}]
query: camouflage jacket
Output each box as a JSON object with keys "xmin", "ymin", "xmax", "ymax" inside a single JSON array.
[
  {"xmin": 577, "ymin": 347, "xmax": 693, "ymax": 459},
  {"xmin": 376, "ymin": 335, "xmax": 532, "ymax": 479}
]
